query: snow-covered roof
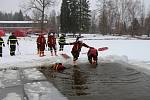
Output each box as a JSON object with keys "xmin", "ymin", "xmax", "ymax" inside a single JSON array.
[{"xmin": 0, "ymin": 21, "xmax": 47, "ymax": 24}]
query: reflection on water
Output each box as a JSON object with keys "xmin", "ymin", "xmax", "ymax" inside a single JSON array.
[
  {"xmin": 71, "ymin": 66, "xmax": 88, "ymax": 96},
  {"xmin": 39, "ymin": 63, "xmax": 150, "ymax": 97}
]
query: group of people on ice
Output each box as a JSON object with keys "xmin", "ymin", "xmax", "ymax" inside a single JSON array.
[
  {"xmin": 0, "ymin": 32, "xmax": 99, "ymax": 71},
  {"xmin": 50, "ymin": 35, "xmax": 99, "ymax": 72},
  {"xmin": 36, "ymin": 32, "xmax": 99, "ymax": 71},
  {"xmin": 0, "ymin": 32, "xmax": 19, "ymax": 57},
  {"xmin": 36, "ymin": 32, "xmax": 66, "ymax": 57}
]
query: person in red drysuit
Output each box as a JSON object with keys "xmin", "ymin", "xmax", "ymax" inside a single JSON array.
[
  {"xmin": 87, "ymin": 47, "xmax": 98, "ymax": 65},
  {"xmin": 69, "ymin": 36, "xmax": 91, "ymax": 65},
  {"xmin": 36, "ymin": 34, "xmax": 46, "ymax": 57},
  {"xmin": 47, "ymin": 32, "xmax": 57, "ymax": 56},
  {"xmin": 51, "ymin": 63, "xmax": 65, "ymax": 72}
]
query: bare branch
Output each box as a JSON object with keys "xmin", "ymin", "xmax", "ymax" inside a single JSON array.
[{"xmin": 36, "ymin": 0, "xmax": 43, "ymax": 7}]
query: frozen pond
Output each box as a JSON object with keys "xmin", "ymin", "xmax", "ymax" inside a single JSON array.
[
  {"xmin": 40, "ymin": 62, "xmax": 150, "ymax": 100},
  {"xmin": 1, "ymin": 62, "xmax": 150, "ymax": 100}
]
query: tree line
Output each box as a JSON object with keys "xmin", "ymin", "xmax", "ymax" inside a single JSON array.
[
  {"xmin": 0, "ymin": 10, "xmax": 31, "ymax": 21},
  {"xmin": 29, "ymin": 0, "xmax": 150, "ymax": 37},
  {"xmin": 91, "ymin": 0, "xmax": 150, "ymax": 37},
  {"xmin": 0, "ymin": 0, "xmax": 150, "ymax": 37}
]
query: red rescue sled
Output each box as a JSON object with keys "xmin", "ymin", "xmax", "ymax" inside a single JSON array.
[{"xmin": 98, "ymin": 47, "xmax": 108, "ymax": 51}]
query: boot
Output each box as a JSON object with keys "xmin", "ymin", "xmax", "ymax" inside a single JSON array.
[
  {"xmin": 51, "ymin": 51, "xmax": 53, "ymax": 56},
  {"xmin": 55, "ymin": 51, "xmax": 57, "ymax": 56},
  {"xmin": 37, "ymin": 50, "xmax": 40, "ymax": 54},
  {"xmin": 42, "ymin": 51, "xmax": 45, "ymax": 56},
  {"xmin": 39, "ymin": 51, "xmax": 42, "ymax": 57}
]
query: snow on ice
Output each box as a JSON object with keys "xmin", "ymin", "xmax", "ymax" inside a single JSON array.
[
  {"xmin": 0, "ymin": 34, "xmax": 150, "ymax": 75},
  {"xmin": 0, "ymin": 34, "xmax": 150, "ymax": 100},
  {"xmin": 2, "ymin": 93, "xmax": 21, "ymax": 100}
]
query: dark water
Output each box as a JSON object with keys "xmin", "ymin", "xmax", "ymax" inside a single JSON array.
[{"xmin": 40, "ymin": 63, "xmax": 150, "ymax": 100}]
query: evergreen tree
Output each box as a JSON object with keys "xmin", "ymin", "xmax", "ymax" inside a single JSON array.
[
  {"xmin": 4, "ymin": 13, "xmax": 9, "ymax": 21},
  {"xmin": 0, "ymin": 11, "xmax": 3, "ymax": 20},
  {"xmin": 60, "ymin": 0, "xmax": 70, "ymax": 33},
  {"xmin": 13, "ymin": 12, "xmax": 19, "ymax": 21},
  {"xmin": 69, "ymin": 0, "xmax": 79, "ymax": 33},
  {"xmin": 18, "ymin": 10, "xmax": 24, "ymax": 21},
  {"xmin": 7, "ymin": 13, "xmax": 13, "ymax": 21},
  {"xmin": 79, "ymin": 0, "xmax": 91, "ymax": 33},
  {"xmin": 60, "ymin": 0, "xmax": 91, "ymax": 33},
  {"xmin": 0, "ymin": 11, "xmax": 25, "ymax": 21}
]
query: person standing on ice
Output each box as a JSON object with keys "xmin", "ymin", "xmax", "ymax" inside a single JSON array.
[
  {"xmin": 87, "ymin": 47, "xmax": 98, "ymax": 65},
  {"xmin": 7, "ymin": 33, "xmax": 19, "ymax": 56},
  {"xmin": 36, "ymin": 34, "xmax": 46, "ymax": 57},
  {"xmin": 47, "ymin": 32, "xmax": 57, "ymax": 56},
  {"xmin": 0, "ymin": 36, "xmax": 5, "ymax": 57},
  {"xmin": 36, "ymin": 34, "xmax": 41, "ymax": 55},
  {"xmin": 58, "ymin": 33, "xmax": 66, "ymax": 51},
  {"xmin": 69, "ymin": 36, "xmax": 91, "ymax": 65}
]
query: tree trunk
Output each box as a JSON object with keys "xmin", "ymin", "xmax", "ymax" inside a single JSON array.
[{"xmin": 41, "ymin": 1, "xmax": 45, "ymax": 33}]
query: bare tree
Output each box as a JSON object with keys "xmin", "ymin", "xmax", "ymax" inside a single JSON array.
[
  {"xmin": 90, "ymin": 11, "xmax": 97, "ymax": 33},
  {"xmin": 32, "ymin": 9, "xmax": 41, "ymax": 20},
  {"xmin": 23, "ymin": 0, "xmax": 55, "ymax": 32},
  {"xmin": 48, "ymin": 10, "xmax": 58, "ymax": 32},
  {"xmin": 97, "ymin": 0, "xmax": 109, "ymax": 35},
  {"xmin": 139, "ymin": 0, "xmax": 145, "ymax": 35},
  {"xmin": 145, "ymin": 10, "xmax": 150, "ymax": 37},
  {"xmin": 97, "ymin": 0, "xmax": 145, "ymax": 36},
  {"xmin": 127, "ymin": 0, "xmax": 143, "ymax": 36},
  {"xmin": 127, "ymin": 0, "xmax": 141, "ymax": 21}
]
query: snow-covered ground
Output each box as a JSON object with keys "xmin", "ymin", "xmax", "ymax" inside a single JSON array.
[
  {"xmin": 1, "ymin": 34, "xmax": 150, "ymax": 68},
  {"xmin": 0, "ymin": 34, "xmax": 150, "ymax": 76},
  {"xmin": 0, "ymin": 34, "xmax": 150, "ymax": 100}
]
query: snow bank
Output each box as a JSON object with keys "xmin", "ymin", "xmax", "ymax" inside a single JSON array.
[
  {"xmin": 0, "ymin": 34, "xmax": 150, "ymax": 100},
  {"xmin": 0, "ymin": 35, "xmax": 150, "ymax": 72},
  {"xmin": 25, "ymin": 82, "xmax": 68, "ymax": 100},
  {"xmin": 2, "ymin": 93, "xmax": 21, "ymax": 100}
]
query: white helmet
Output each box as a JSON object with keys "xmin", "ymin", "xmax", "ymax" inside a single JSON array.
[{"xmin": 50, "ymin": 33, "xmax": 53, "ymax": 35}]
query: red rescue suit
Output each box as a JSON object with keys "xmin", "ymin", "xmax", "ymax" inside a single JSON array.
[
  {"xmin": 70, "ymin": 41, "xmax": 90, "ymax": 61},
  {"xmin": 51, "ymin": 63, "xmax": 65, "ymax": 71},
  {"xmin": 47, "ymin": 35, "xmax": 56, "ymax": 50},
  {"xmin": 37, "ymin": 35, "xmax": 46, "ymax": 51},
  {"xmin": 87, "ymin": 48, "xmax": 98, "ymax": 65}
]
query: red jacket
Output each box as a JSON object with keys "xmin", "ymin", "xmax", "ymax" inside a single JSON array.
[
  {"xmin": 37, "ymin": 35, "xmax": 46, "ymax": 50},
  {"xmin": 37, "ymin": 35, "xmax": 46, "ymax": 44},
  {"xmin": 70, "ymin": 41, "xmax": 90, "ymax": 53},
  {"xmin": 88, "ymin": 48, "xmax": 98, "ymax": 57},
  {"xmin": 47, "ymin": 35, "xmax": 56, "ymax": 47}
]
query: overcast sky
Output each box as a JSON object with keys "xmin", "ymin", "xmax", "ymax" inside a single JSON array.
[{"xmin": 0, "ymin": 0, "xmax": 150, "ymax": 13}]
